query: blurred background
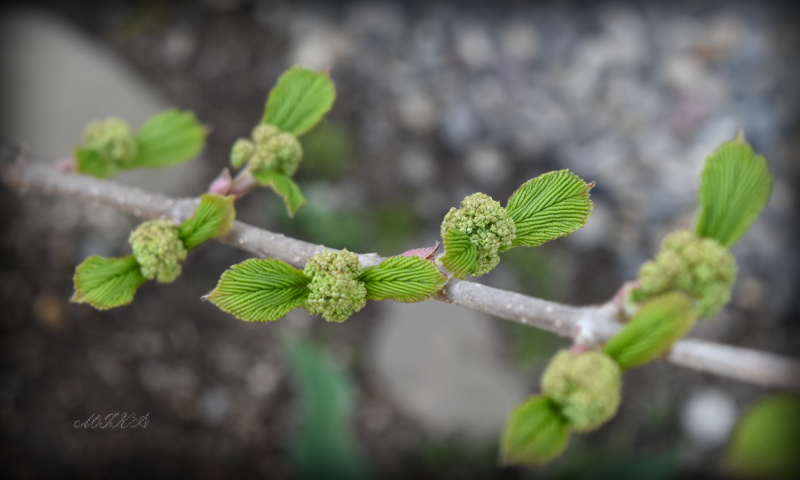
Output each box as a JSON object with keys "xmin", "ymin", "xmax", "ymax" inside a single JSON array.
[{"xmin": 1, "ymin": 0, "xmax": 799, "ymax": 478}]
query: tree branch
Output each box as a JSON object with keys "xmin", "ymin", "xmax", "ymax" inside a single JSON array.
[{"xmin": 2, "ymin": 150, "xmax": 799, "ymax": 391}]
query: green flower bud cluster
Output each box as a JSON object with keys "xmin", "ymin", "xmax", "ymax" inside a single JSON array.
[
  {"xmin": 634, "ymin": 229, "xmax": 736, "ymax": 318},
  {"xmin": 541, "ymin": 350, "xmax": 622, "ymax": 432},
  {"xmin": 82, "ymin": 117, "xmax": 138, "ymax": 164},
  {"xmin": 230, "ymin": 124, "xmax": 303, "ymax": 176},
  {"xmin": 129, "ymin": 219, "xmax": 187, "ymax": 283},
  {"xmin": 440, "ymin": 193, "xmax": 517, "ymax": 276},
  {"xmin": 303, "ymin": 249, "xmax": 367, "ymax": 323}
]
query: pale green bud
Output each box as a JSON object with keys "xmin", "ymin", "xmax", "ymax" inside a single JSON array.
[
  {"xmin": 440, "ymin": 192, "xmax": 516, "ymax": 276},
  {"xmin": 129, "ymin": 219, "xmax": 187, "ymax": 283},
  {"xmin": 82, "ymin": 117, "xmax": 138, "ymax": 164},
  {"xmin": 249, "ymin": 131, "xmax": 303, "ymax": 176},
  {"xmin": 636, "ymin": 229, "xmax": 736, "ymax": 318},
  {"xmin": 303, "ymin": 249, "xmax": 367, "ymax": 323},
  {"xmin": 252, "ymin": 124, "xmax": 281, "ymax": 144},
  {"xmin": 541, "ymin": 350, "xmax": 622, "ymax": 432},
  {"xmin": 230, "ymin": 138, "xmax": 255, "ymax": 169}
]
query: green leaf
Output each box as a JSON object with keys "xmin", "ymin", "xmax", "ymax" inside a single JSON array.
[
  {"xmin": 263, "ymin": 66, "xmax": 336, "ymax": 136},
  {"xmin": 358, "ymin": 256, "xmax": 446, "ymax": 303},
  {"xmin": 506, "ymin": 170, "xmax": 594, "ymax": 248},
  {"xmin": 252, "ymin": 170, "xmax": 307, "ymax": 217},
  {"xmin": 131, "ymin": 109, "xmax": 206, "ymax": 168},
  {"xmin": 178, "ymin": 194, "xmax": 236, "ymax": 250},
  {"xmin": 724, "ymin": 394, "xmax": 800, "ymax": 479},
  {"xmin": 502, "ymin": 395, "xmax": 571, "ymax": 467},
  {"xmin": 71, "ymin": 255, "xmax": 146, "ymax": 310},
  {"xmin": 604, "ymin": 292, "xmax": 697, "ymax": 370},
  {"xmin": 695, "ymin": 134, "xmax": 772, "ymax": 247},
  {"xmin": 440, "ymin": 228, "xmax": 478, "ymax": 279},
  {"xmin": 74, "ymin": 146, "xmax": 116, "ymax": 178},
  {"xmin": 205, "ymin": 258, "xmax": 311, "ymax": 322},
  {"xmin": 287, "ymin": 339, "xmax": 374, "ymax": 480}
]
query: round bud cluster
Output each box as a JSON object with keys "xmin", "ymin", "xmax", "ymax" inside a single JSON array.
[
  {"xmin": 636, "ymin": 229, "xmax": 736, "ymax": 318},
  {"xmin": 82, "ymin": 117, "xmax": 138, "ymax": 164},
  {"xmin": 303, "ymin": 249, "xmax": 367, "ymax": 323},
  {"xmin": 541, "ymin": 350, "xmax": 622, "ymax": 432},
  {"xmin": 129, "ymin": 219, "xmax": 187, "ymax": 283},
  {"xmin": 229, "ymin": 124, "xmax": 303, "ymax": 176},
  {"xmin": 440, "ymin": 193, "xmax": 517, "ymax": 276}
]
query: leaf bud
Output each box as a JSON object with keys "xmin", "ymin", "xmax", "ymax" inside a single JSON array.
[
  {"xmin": 128, "ymin": 219, "xmax": 187, "ymax": 283},
  {"xmin": 303, "ymin": 249, "xmax": 367, "ymax": 323},
  {"xmin": 635, "ymin": 229, "xmax": 736, "ymax": 318},
  {"xmin": 440, "ymin": 192, "xmax": 516, "ymax": 276},
  {"xmin": 541, "ymin": 349, "xmax": 622, "ymax": 432},
  {"xmin": 82, "ymin": 117, "xmax": 138, "ymax": 164}
]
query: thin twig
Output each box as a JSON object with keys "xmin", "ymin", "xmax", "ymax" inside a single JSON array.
[{"xmin": 2, "ymin": 154, "xmax": 799, "ymax": 390}]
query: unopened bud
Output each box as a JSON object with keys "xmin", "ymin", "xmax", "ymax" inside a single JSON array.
[
  {"xmin": 129, "ymin": 220, "xmax": 187, "ymax": 283},
  {"xmin": 541, "ymin": 350, "xmax": 622, "ymax": 432}
]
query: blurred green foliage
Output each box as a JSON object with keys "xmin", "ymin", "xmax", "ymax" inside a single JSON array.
[
  {"xmin": 272, "ymin": 191, "xmax": 423, "ymax": 255},
  {"xmin": 416, "ymin": 439, "xmax": 502, "ymax": 479},
  {"xmin": 286, "ymin": 338, "xmax": 373, "ymax": 480},
  {"xmin": 299, "ymin": 122, "xmax": 355, "ymax": 180},
  {"xmin": 501, "ymin": 246, "xmax": 562, "ymax": 300},
  {"xmin": 544, "ymin": 447, "xmax": 681, "ymax": 480}
]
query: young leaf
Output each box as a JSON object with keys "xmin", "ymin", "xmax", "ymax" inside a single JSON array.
[
  {"xmin": 205, "ymin": 258, "xmax": 311, "ymax": 322},
  {"xmin": 132, "ymin": 109, "xmax": 206, "ymax": 168},
  {"xmin": 506, "ymin": 170, "xmax": 593, "ymax": 248},
  {"xmin": 74, "ymin": 146, "xmax": 116, "ymax": 178},
  {"xmin": 695, "ymin": 134, "xmax": 772, "ymax": 247},
  {"xmin": 71, "ymin": 255, "xmax": 146, "ymax": 310},
  {"xmin": 263, "ymin": 66, "xmax": 336, "ymax": 136},
  {"xmin": 178, "ymin": 194, "xmax": 236, "ymax": 250},
  {"xmin": 502, "ymin": 395, "xmax": 571, "ymax": 467},
  {"xmin": 439, "ymin": 227, "xmax": 478, "ymax": 279},
  {"xmin": 252, "ymin": 170, "xmax": 307, "ymax": 217},
  {"xmin": 358, "ymin": 256, "xmax": 446, "ymax": 303},
  {"xmin": 604, "ymin": 292, "xmax": 697, "ymax": 370}
]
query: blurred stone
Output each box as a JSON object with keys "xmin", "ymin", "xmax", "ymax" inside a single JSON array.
[
  {"xmin": 198, "ymin": 386, "xmax": 232, "ymax": 426},
  {"xmin": 464, "ymin": 144, "xmax": 510, "ymax": 186},
  {"xmin": 398, "ymin": 145, "xmax": 437, "ymax": 188},
  {"xmin": 441, "ymin": 103, "xmax": 479, "ymax": 148},
  {"xmin": 396, "ymin": 91, "xmax": 438, "ymax": 134},
  {"xmin": 499, "ymin": 21, "xmax": 539, "ymax": 63},
  {"xmin": 88, "ymin": 349, "xmax": 128, "ymax": 388},
  {"xmin": 212, "ymin": 341, "xmax": 249, "ymax": 377},
  {"xmin": 344, "ymin": 2, "xmax": 406, "ymax": 45},
  {"xmin": 139, "ymin": 362, "xmax": 199, "ymax": 401},
  {"xmin": 371, "ymin": 300, "xmax": 526, "ymax": 439},
  {"xmin": 681, "ymin": 387, "xmax": 738, "ymax": 448},
  {"xmin": 130, "ymin": 329, "xmax": 165, "ymax": 358},
  {"xmin": 454, "ymin": 24, "xmax": 495, "ymax": 70},
  {"xmin": 735, "ymin": 276, "xmax": 766, "ymax": 310},
  {"xmin": 245, "ymin": 362, "xmax": 280, "ymax": 399},
  {"xmin": 160, "ymin": 25, "xmax": 197, "ymax": 70},
  {"xmin": 288, "ymin": 11, "xmax": 350, "ymax": 70}
]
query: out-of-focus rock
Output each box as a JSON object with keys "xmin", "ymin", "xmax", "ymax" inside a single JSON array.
[{"xmin": 371, "ymin": 300, "xmax": 526, "ymax": 440}]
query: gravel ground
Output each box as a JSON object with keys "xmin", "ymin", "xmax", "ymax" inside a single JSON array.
[{"xmin": 1, "ymin": 1, "xmax": 799, "ymax": 478}]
